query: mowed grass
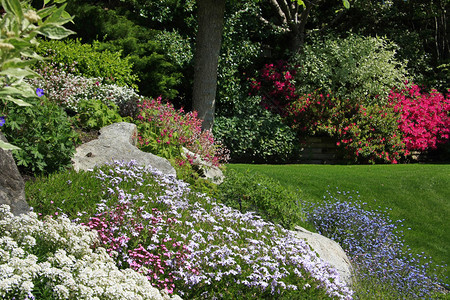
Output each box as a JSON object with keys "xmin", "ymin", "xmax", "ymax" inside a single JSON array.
[{"xmin": 228, "ymin": 163, "xmax": 450, "ymax": 285}]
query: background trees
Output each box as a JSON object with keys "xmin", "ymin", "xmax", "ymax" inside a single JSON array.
[{"xmin": 45, "ymin": 0, "xmax": 448, "ymax": 163}]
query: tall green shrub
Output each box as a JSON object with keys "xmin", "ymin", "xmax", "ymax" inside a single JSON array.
[
  {"xmin": 292, "ymin": 34, "xmax": 408, "ymax": 104},
  {"xmin": 64, "ymin": 2, "xmax": 183, "ymax": 99}
]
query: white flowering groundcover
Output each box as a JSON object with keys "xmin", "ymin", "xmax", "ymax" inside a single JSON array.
[{"xmin": 0, "ymin": 204, "xmax": 180, "ymax": 300}]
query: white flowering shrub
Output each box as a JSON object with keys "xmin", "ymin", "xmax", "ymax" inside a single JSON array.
[{"xmin": 0, "ymin": 205, "xmax": 181, "ymax": 300}]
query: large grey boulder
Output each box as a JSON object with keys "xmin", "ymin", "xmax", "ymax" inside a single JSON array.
[
  {"xmin": 0, "ymin": 133, "xmax": 30, "ymax": 216},
  {"xmin": 181, "ymin": 147, "xmax": 224, "ymax": 184},
  {"xmin": 292, "ymin": 226, "xmax": 353, "ymax": 286},
  {"xmin": 72, "ymin": 122, "xmax": 176, "ymax": 176}
]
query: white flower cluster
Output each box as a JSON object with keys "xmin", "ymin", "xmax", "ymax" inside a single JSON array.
[
  {"xmin": 26, "ymin": 66, "xmax": 142, "ymax": 113},
  {"xmin": 0, "ymin": 205, "xmax": 182, "ymax": 300}
]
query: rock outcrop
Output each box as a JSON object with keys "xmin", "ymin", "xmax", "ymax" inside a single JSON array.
[
  {"xmin": 181, "ymin": 147, "xmax": 224, "ymax": 184},
  {"xmin": 292, "ymin": 226, "xmax": 353, "ymax": 285},
  {"xmin": 0, "ymin": 133, "xmax": 30, "ymax": 216},
  {"xmin": 72, "ymin": 122, "xmax": 176, "ymax": 176}
]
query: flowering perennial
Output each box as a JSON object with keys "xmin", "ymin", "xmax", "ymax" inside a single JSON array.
[
  {"xmin": 82, "ymin": 161, "xmax": 352, "ymax": 299},
  {"xmin": 27, "ymin": 64, "xmax": 142, "ymax": 113},
  {"xmin": 0, "ymin": 204, "xmax": 180, "ymax": 300},
  {"xmin": 136, "ymin": 97, "xmax": 230, "ymax": 167},
  {"xmin": 389, "ymin": 83, "xmax": 450, "ymax": 151},
  {"xmin": 305, "ymin": 190, "xmax": 447, "ymax": 298}
]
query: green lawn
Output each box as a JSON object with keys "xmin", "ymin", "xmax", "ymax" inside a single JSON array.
[{"xmin": 228, "ymin": 163, "xmax": 450, "ymax": 285}]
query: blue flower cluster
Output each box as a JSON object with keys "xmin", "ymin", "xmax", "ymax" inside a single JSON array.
[{"xmin": 304, "ymin": 189, "xmax": 447, "ymax": 298}]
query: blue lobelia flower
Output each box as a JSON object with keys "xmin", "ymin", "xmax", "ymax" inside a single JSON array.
[
  {"xmin": 36, "ymin": 88, "xmax": 44, "ymax": 97},
  {"xmin": 0, "ymin": 116, "xmax": 5, "ymax": 127}
]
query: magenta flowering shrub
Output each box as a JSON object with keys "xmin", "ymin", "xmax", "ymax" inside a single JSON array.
[
  {"xmin": 136, "ymin": 97, "xmax": 229, "ymax": 167},
  {"xmin": 249, "ymin": 60, "xmax": 298, "ymax": 115},
  {"xmin": 389, "ymin": 83, "xmax": 450, "ymax": 151}
]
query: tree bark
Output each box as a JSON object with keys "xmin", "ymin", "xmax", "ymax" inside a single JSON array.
[{"xmin": 192, "ymin": 0, "xmax": 226, "ymax": 131}]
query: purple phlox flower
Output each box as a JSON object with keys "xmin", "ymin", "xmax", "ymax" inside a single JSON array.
[
  {"xmin": 0, "ymin": 116, "xmax": 5, "ymax": 127},
  {"xmin": 36, "ymin": 88, "xmax": 44, "ymax": 97}
]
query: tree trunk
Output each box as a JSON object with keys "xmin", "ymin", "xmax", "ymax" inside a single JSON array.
[{"xmin": 192, "ymin": 0, "xmax": 226, "ymax": 131}]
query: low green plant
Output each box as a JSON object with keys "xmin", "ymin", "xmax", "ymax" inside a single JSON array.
[
  {"xmin": 36, "ymin": 38, "xmax": 139, "ymax": 90},
  {"xmin": 25, "ymin": 168, "xmax": 104, "ymax": 221},
  {"xmin": 72, "ymin": 99, "xmax": 126, "ymax": 130},
  {"xmin": 0, "ymin": 95, "xmax": 79, "ymax": 175},
  {"xmin": 218, "ymin": 169, "xmax": 304, "ymax": 229}
]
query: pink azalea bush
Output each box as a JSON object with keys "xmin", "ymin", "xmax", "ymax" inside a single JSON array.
[
  {"xmin": 135, "ymin": 97, "xmax": 230, "ymax": 167},
  {"xmin": 389, "ymin": 83, "xmax": 450, "ymax": 151}
]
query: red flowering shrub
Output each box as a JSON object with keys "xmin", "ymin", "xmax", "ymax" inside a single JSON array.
[
  {"xmin": 285, "ymin": 92, "xmax": 407, "ymax": 163},
  {"xmin": 249, "ymin": 61, "xmax": 298, "ymax": 114},
  {"xmin": 250, "ymin": 61, "xmax": 450, "ymax": 163},
  {"xmin": 389, "ymin": 84, "xmax": 450, "ymax": 151},
  {"xmin": 135, "ymin": 97, "xmax": 229, "ymax": 167}
]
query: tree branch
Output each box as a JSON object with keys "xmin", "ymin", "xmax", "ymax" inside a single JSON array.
[{"xmin": 269, "ymin": 0, "xmax": 288, "ymax": 26}]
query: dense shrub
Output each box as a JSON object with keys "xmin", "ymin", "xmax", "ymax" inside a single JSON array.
[
  {"xmin": 0, "ymin": 95, "xmax": 78, "ymax": 175},
  {"xmin": 291, "ymin": 34, "xmax": 408, "ymax": 104},
  {"xmin": 73, "ymin": 99, "xmax": 125, "ymax": 130},
  {"xmin": 248, "ymin": 60, "xmax": 298, "ymax": 116},
  {"xmin": 305, "ymin": 190, "xmax": 447, "ymax": 299},
  {"xmin": 389, "ymin": 83, "xmax": 450, "ymax": 151},
  {"xmin": 218, "ymin": 169, "xmax": 304, "ymax": 229},
  {"xmin": 36, "ymin": 39, "xmax": 139, "ymax": 89},
  {"xmin": 284, "ymin": 91, "xmax": 408, "ymax": 163},
  {"xmin": 213, "ymin": 102, "xmax": 299, "ymax": 163},
  {"xmin": 65, "ymin": 2, "xmax": 183, "ymax": 99},
  {"xmin": 135, "ymin": 97, "xmax": 229, "ymax": 167}
]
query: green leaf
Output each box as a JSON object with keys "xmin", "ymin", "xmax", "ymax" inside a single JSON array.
[
  {"xmin": 343, "ymin": 0, "xmax": 350, "ymax": 9},
  {"xmin": 1, "ymin": 95, "xmax": 32, "ymax": 106},
  {"xmin": 37, "ymin": 5, "xmax": 57, "ymax": 19},
  {"xmin": 37, "ymin": 24, "xmax": 75, "ymax": 39},
  {"xmin": 0, "ymin": 140, "xmax": 21, "ymax": 150},
  {"xmin": 295, "ymin": 0, "xmax": 305, "ymax": 7},
  {"xmin": 1, "ymin": 0, "xmax": 24, "ymax": 20},
  {"xmin": 43, "ymin": 3, "xmax": 70, "ymax": 25},
  {"xmin": 0, "ymin": 68, "xmax": 40, "ymax": 78}
]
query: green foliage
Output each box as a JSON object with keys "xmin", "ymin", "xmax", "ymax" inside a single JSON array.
[
  {"xmin": 72, "ymin": 99, "xmax": 125, "ymax": 130},
  {"xmin": 155, "ymin": 30, "xmax": 193, "ymax": 69},
  {"xmin": 214, "ymin": 99, "xmax": 299, "ymax": 163},
  {"xmin": 216, "ymin": 2, "xmax": 262, "ymax": 116},
  {"xmin": 25, "ymin": 168, "xmax": 104, "ymax": 221},
  {"xmin": 0, "ymin": 0, "xmax": 74, "ymax": 149},
  {"xmin": 65, "ymin": 2, "xmax": 183, "ymax": 99},
  {"xmin": 218, "ymin": 169, "xmax": 304, "ymax": 230},
  {"xmin": 36, "ymin": 39, "xmax": 139, "ymax": 89},
  {"xmin": 292, "ymin": 34, "xmax": 408, "ymax": 104},
  {"xmin": 0, "ymin": 96, "xmax": 79, "ymax": 175}
]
